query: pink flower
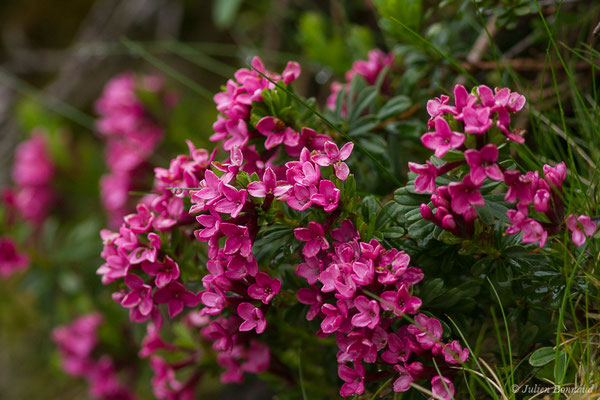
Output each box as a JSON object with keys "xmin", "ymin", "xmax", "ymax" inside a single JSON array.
[
  {"xmin": 421, "ymin": 118, "xmax": 465, "ymax": 158},
  {"xmin": 431, "ymin": 376, "xmax": 455, "ymax": 400},
  {"xmin": 294, "ymin": 221, "xmax": 330, "ymax": 258},
  {"xmin": 241, "ymin": 340, "xmax": 271, "ymax": 373},
  {"xmin": 451, "ymin": 84, "xmax": 478, "ymax": 119},
  {"xmin": 464, "ymin": 144, "xmax": 502, "ymax": 185},
  {"xmin": 248, "ymin": 272, "xmax": 281, "ymax": 304},
  {"xmin": 321, "ymin": 300, "xmax": 348, "ymax": 333},
  {"xmin": 195, "ymin": 211, "xmax": 222, "ymax": 241},
  {"xmin": 543, "ymin": 162, "xmax": 567, "ymax": 189},
  {"xmin": 448, "ymin": 175, "xmax": 484, "ymax": 215},
  {"xmin": 338, "ymin": 362, "xmax": 365, "ymax": 397},
  {"xmin": 220, "ymin": 223, "xmax": 253, "ymax": 257},
  {"xmin": 121, "ymin": 274, "xmax": 154, "ymax": 322},
  {"xmin": 223, "ymin": 119, "xmax": 249, "ymax": 151},
  {"xmin": 408, "ymin": 161, "xmax": 438, "ymax": 193},
  {"xmin": 521, "ymin": 219, "xmax": 548, "ymax": 248},
  {"xmin": 296, "ymin": 257, "xmax": 322, "ymax": 285},
  {"xmin": 213, "ymin": 183, "xmax": 247, "ymax": 218},
  {"xmin": 282, "ymin": 61, "xmax": 301, "ymax": 84},
  {"xmin": 153, "ymin": 281, "xmax": 200, "ymax": 318},
  {"xmin": 124, "ymin": 203, "xmax": 154, "ymax": 233},
  {"xmin": 311, "ymin": 179, "xmax": 341, "ymax": 212},
  {"xmin": 351, "ymin": 295, "xmax": 380, "ymax": 329},
  {"xmin": 463, "ymin": 106, "xmax": 492, "ymax": 134},
  {"xmin": 141, "ymin": 256, "xmax": 180, "ymax": 288},
  {"xmin": 287, "ymin": 183, "xmax": 316, "ymax": 211},
  {"xmin": 382, "ymin": 333, "xmax": 412, "ymax": 364},
  {"xmin": 313, "ymin": 141, "xmax": 354, "ymax": 180},
  {"xmin": 442, "ymin": 340, "xmax": 469, "ymax": 364},
  {"xmin": 0, "ymin": 237, "xmax": 29, "ymax": 278},
  {"xmin": 349, "ymin": 49, "xmax": 394, "ymax": 85},
  {"xmin": 12, "ymin": 132, "xmax": 55, "ymax": 187},
  {"xmin": 407, "ymin": 314, "xmax": 443, "ymax": 350},
  {"xmin": 506, "ymin": 208, "xmax": 528, "ymax": 235},
  {"xmin": 392, "ymin": 362, "xmax": 423, "ymax": 392},
  {"xmin": 237, "ymin": 302, "xmax": 267, "ymax": 334},
  {"xmin": 534, "ymin": 188, "xmax": 551, "ymax": 212},
  {"xmin": 52, "ymin": 313, "xmax": 103, "ymax": 376},
  {"xmin": 200, "ymin": 289, "xmax": 226, "ymax": 315},
  {"xmin": 139, "ymin": 324, "xmax": 174, "ymax": 358},
  {"xmin": 256, "ymin": 116, "xmax": 299, "ymax": 150},
  {"xmin": 426, "ymin": 95, "xmax": 451, "ymax": 123},
  {"xmin": 247, "ymin": 167, "xmax": 277, "ymax": 197},
  {"xmin": 504, "ymin": 170, "xmax": 537, "ymax": 205},
  {"xmin": 297, "ymin": 287, "xmax": 323, "ymax": 321},
  {"xmin": 566, "ymin": 214, "xmax": 597, "ymax": 246},
  {"xmin": 380, "ymin": 286, "xmax": 422, "ymax": 317}
]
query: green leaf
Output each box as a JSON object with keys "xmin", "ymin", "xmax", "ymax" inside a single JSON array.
[
  {"xmin": 529, "ymin": 347, "xmax": 555, "ymax": 367},
  {"xmin": 377, "ymin": 95, "xmax": 412, "ymax": 120}
]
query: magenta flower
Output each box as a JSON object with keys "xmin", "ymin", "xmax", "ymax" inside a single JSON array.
[
  {"xmin": 376, "ymin": 249, "xmax": 410, "ymax": 285},
  {"xmin": 407, "ymin": 314, "xmax": 443, "ymax": 350},
  {"xmin": 0, "ymin": 237, "xmax": 29, "ymax": 278},
  {"xmin": 442, "ymin": 340, "xmax": 469, "ymax": 364},
  {"xmin": 213, "ymin": 183, "xmax": 247, "ymax": 218},
  {"xmin": 392, "ymin": 362, "xmax": 423, "ymax": 392},
  {"xmin": 121, "ymin": 274, "xmax": 154, "ymax": 322},
  {"xmin": 12, "ymin": 132, "xmax": 55, "ymax": 187},
  {"xmin": 247, "ymin": 167, "xmax": 277, "ymax": 197},
  {"xmin": 382, "ymin": 333, "xmax": 412, "ymax": 364},
  {"xmin": 451, "ymin": 84, "xmax": 478, "ymax": 119},
  {"xmin": 313, "ymin": 141, "xmax": 354, "ymax": 180},
  {"xmin": 431, "ymin": 376, "xmax": 455, "ymax": 400},
  {"xmin": 297, "ymin": 287, "xmax": 323, "ymax": 321},
  {"xmin": 566, "ymin": 214, "xmax": 597, "ymax": 246},
  {"xmin": 448, "ymin": 175, "xmax": 484, "ymax": 215},
  {"xmin": 193, "ymin": 170, "xmax": 224, "ymax": 210},
  {"xmin": 521, "ymin": 219, "xmax": 548, "ymax": 248},
  {"xmin": 380, "ymin": 285, "xmax": 422, "ymax": 317},
  {"xmin": 220, "ymin": 222, "xmax": 252, "ymax": 257},
  {"xmin": 338, "ymin": 362, "xmax": 365, "ymax": 397},
  {"xmin": 287, "ymin": 183, "xmax": 316, "ymax": 211},
  {"xmin": 153, "ymin": 281, "xmax": 200, "ymax": 318},
  {"xmin": 311, "ymin": 179, "xmax": 341, "ymax": 212},
  {"xmin": 426, "ymin": 94, "xmax": 451, "ymax": 123},
  {"xmin": 200, "ymin": 289, "xmax": 226, "ymax": 315},
  {"xmin": 248, "ymin": 272, "xmax": 281, "ymax": 304},
  {"xmin": 408, "ymin": 161, "xmax": 438, "ymax": 193},
  {"xmin": 141, "ymin": 256, "xmax": 180, "ymax": 288},
  {"xmin": 256, "ymin": 116, "xmax": 299, "ymax": 150},
  {"xmin": 534, "ymin": 188, "xmax": 551, "ymax": 212},
  {"xmin": 321, "ymin": 300, "xmax": 348, "ymax": 333},
  {"xmin": 241, "ymin": 340, "xmax": 271, "ymax": 374},
  {"xmin": 195, "ymin": 211, "xmax": 222, "ymax": 241},
  {"xmin": 237, "ymin": 302, "xmax": 267, "ymax": 334},
  {"xmin": 296, "ymin": 256, "xmax": 322, "ymax": 285},
  {"xmin": 226, "ymin": 254, "xmax": 258, "ymax": 279},
  {"xmin": 124, "ymin": 203, "xmax": 154, "ymax": 233},
  {"xmin": 282, "ymin": 61, "xmax": 301, "ymax": 84},
  {"xmin": 351, "ymin": 295, "xmax": 380, "ymax": 329},
  {"xmin": 421, "ymin": 118, "xmax": 465, "ymax": 158},
  {"xmin": 464, "ymin": 144, "xmax": 502, "ymax": 185},
  {"xmin": 294, "ymin": 221, "xmax": 330, "ymax": 258},
  {"xmin": 223, "ymin": 119, "xmax": 249, "ymax": 151},
  {"xmin": 543, "ymin": 162, "xmax": 567, "ymax": 189},
  {"xmin": 506, "ymin": 208, "xmax": 528, "ymax": 235},
  {"xmin": 463, "ymin": 106, "xmax": 492, "ymax": 134},
  {"xmin": 504, "ymin": 170, "xmax": 536, "ymax": 205}
]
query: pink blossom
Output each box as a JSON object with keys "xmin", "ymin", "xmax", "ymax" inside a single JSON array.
[
  {"xmin": 421, "ymin": 118, "xmax": 465, "ymax": 158},
  {"xmin": 504, "ymin": 170, "xmax": 537, "ymax": 205},
  {"xmin": 431, "ymin": 376, "xmax": 455, "ymax": 400},
  {"xmin": 248, "ymin": 272, "xmax": 281, "ymax": 304},
  {"xmin": 382, "ymin": 333, "xmax": 412, "ymax": 364},
  {"xmin": 247, "ymin": 167, "xmax": 277, "ymax": 197},
  {"xmin": 256, "ymin": 116, "xmax": 299, "ymax": 150},
  {"xmin": 313, "ymin": 141, "xmax": 354, "ymax": 180},
  {"xmin": 380, "ymin": 285, "xmax": 422, "ymax": 317},
  {"xmin": 282, "ymin": 61, "xmax": 301, "ymax": 84},
  {"xmin": 139, "ymin": 324, "xmax": 175, "ymax": 358},
  {"xmin": 200, "ymin": 289, "xmax": 226, "ymax": 315},
  {"xmin": 408, "ymin": 161, "xmax": 438, "ymax": 193},
  {"xmin": 321, "ymin": 300, "xmax": 349, "ymax": 333},
  {"xmin": 376, "ymin": 249, "xmax": 410, "ymax": 285},
  {"xmin": 426, "ymin": 95, "xmax": 451, "ymax": 124},
  {"xmin": 195, "ymin": 211, "xmax": 222, "ymax": 241},
  {"xmin": 226, "ymin": 254, "xmax": 258, "ymax": 279},
  {"xmin": 521, "ymin": 219, "xmax": 548, "ymax": 248},
  {"xmin": 534, "ymin": 188, "xmax": 551, "ymax": 212},
  {"xmin": 296, "ymin": 256, "xmax": 323, "ymax": 285},
  {"xmin": 213, "ymin": 183, "xmax": 247, "ymax": 217},
  {"xmin": 12, "ymin": 132, "xmax": 55, "ymax": 187},
  {"xmin": 121, "ymin": 273, "xmax": 154, "ymax": 322},
  {"xmin": 351, "ymin": 295, "xmax": 380, "ymax": 329},
  {"xmin": 464, "ymin": 144, "xmax": 502, "ymax": 185},
  {"xmin": 442, "ymin": 340, "xmax": 469, "ymax": 364},
  {"xmin": 220, "ymin": 223, "xmax": 252, "ymax": 257},
  {"xmin": 392, "ymin": 362, "xmax": 423, "ymax": 392},
  {"xmin": 543, "ymin": 162, "xmax": 567, "ymax": 189},
  {"xmin": 294, "ymin": 221, "xmax": 330, "ymax": 258},
  {"xmin": 141, "ymin": 256, "xmax": 180, "ymax": 288},
  {"xmin": 153, "ymin": 281, "xmax": 200, "ymax": 318},
  {"xmin": 0, "ymin": 237, "xmax": 29, "ymax": 278},
  {"xmin": 338, "ymin": 362, "xmax": 365, "ymax": 397},
  {"xmin": 223, "ymin": 119, "xmax": 249, "ymax": 151},
  {"xmin": 297, "ymin": 287, "xmax": 323, "ymax": 321},
  {"xmin": 124, "ymin": 203, "xmax": 154, "ymax": 233},
  {"xmin": 506, "ymin": 208, "xmax": 528, "ymax": 235},
  {"xmin": 450, "ymin": 84, "xmax": 478, "ymax": 119},
  {"xmin": 349, "ymin": 49, "xmax": 394, "ymax": 85},
  {"xmin": 463, "ymin": 106, "xmax": 492, "ymax": 134},
  {"xmin": 447, "ymin": 175, "xmax": 484, "ymax": 215},
  {"xmin": 237, "ymin": 302, "xmax": 267, "ymax": 334},
  {"xmin": 407, "ymin": 314, "xmax": 443, "ymax": 350},
  {"xmin": 567, "ymin": 214, "xmax": 597, "ymax": 246},
  {"xmin": 311, "ymin": 179, "xmax": 341, "ymax": 212},
  {"xmin": 287, "ymin": 183, "xmax": 316, "ymax": 211}
]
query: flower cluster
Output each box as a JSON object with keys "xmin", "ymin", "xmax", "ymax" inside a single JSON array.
[
  {"xmin": 294, "ymin": 218, "xmax": 467, "ymax": 398},
  {"xmin": 96, "ymin": 73, "xmax": 175, "ymax": 227},
  {"xmin": 412, "ymin": 85, "xmax": 596, "ymax": 247},
  {"xmin": 0, "ymin": 237, "xmax": 29, "ymax": 278},
  {"xmin": 2, "ymin": 131, "xmax": 55, "ymax": 224},
  {"xmin": 327, "ymin": 49, "xmax": 395, "ymax": 110},
  {"xmin": 52, "ymin": 313, "xmax": 136, "ymax": 400}
]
